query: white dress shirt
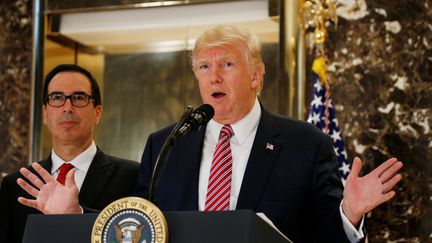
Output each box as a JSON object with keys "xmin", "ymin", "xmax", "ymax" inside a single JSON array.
[
  {"xmin": 198, "ymin": 98, "xmax": 261, "ymax": 211},
  {"xmin": 197, "ymin": 98, "xmax": 364, "ymax": 242},
  {"xmin": 50, "ymin": 141, "xmax": 97, "ymax": 191}
]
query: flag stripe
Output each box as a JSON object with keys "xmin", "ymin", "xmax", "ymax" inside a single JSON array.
[{"xmin": 307, "ymin": 53, "xmax": 351, "ymax": 185}]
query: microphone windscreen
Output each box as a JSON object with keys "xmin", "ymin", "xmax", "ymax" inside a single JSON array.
[{"xmin": 196, "ymin": 104, "xmax": 214, "ymax": 123}]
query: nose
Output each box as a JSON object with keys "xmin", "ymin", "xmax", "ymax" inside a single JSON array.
[
  {"xmin": 62, "ymin": 97, "xmax": 74, "ymax": 112},
  {"xmin": 209, "ymin": 66, "xmax": 222, "ymax": 84}
]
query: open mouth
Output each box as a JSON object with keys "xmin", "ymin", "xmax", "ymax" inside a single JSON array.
[{"xmin": 211, "ymin": 92, "xmax": 226, "ymax": 99}]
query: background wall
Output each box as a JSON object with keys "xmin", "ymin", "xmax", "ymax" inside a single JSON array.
[
  {"xmin": 0, "ymin": 0, "xmax": 430, "ymax": 241},
  {"xmin": 327, "ymin": 0, "xmax": 431, "ymax": 241},
  {"xmin": 0, "ymin": 0, "xmax": 32, "ymax": 180}
]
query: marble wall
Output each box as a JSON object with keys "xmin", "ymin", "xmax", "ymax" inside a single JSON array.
[
  {"xmin": 328, "ymin": 0, "xmax": 431, "ymax": 242},
  {"xmin": 0, "ymin": 0, "xmax": 32, "ymax": 182},
  {"xmin": 0, "ymin": 0, "xmax": 430, "ymax": 241}
]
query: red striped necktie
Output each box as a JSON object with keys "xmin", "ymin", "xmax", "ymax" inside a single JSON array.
[
  {"xmin": 205, "ymin": 124, "xmax": 234, "ymax": 211},
  {"xmin": 57, "ymin": 163, "xmax": 74, "ymax": 185}
]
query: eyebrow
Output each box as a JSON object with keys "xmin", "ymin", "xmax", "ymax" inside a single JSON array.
[
  {"xmin": 48, "ymin": 91, "xmax": 89, "ymax": 95},
  {"xmin": 195, "ymin": 55, "xmax": 237, "ymax": 65}
]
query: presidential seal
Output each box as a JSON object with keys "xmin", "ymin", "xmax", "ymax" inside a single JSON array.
[{"xmin": 91, "ymin": 197, "xmax": 168, "ymax": 243}]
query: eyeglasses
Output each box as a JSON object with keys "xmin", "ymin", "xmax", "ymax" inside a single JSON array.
[{"xmin": 47, "ymin": 92, "xmax": 94, "ymax": 107}]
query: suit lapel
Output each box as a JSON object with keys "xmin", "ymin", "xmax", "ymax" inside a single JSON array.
[
  {"xmin": 236, "ymin": 108, "xmax": 283, "ymax": 209},
  {"xmin": 173, "ymin": 126, "xmax": 206, "ymax": 210},
  {"xmin": 78, "ymin": 149, "xmax": 115, "ymax": 208}
]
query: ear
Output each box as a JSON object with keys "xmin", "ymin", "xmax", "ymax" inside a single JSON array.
[
  {"xmin": 250, "ymin": 68, "xmax": 262, "ymax": 89},
  {"xmin": 94, "ymin": 105, "xmax": 103, "ymax": 125}
]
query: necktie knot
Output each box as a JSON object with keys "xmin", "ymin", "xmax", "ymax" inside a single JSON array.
[
  {"xmin": 57, "ymin": 163, "xmax": 74, "ymax": 185},
  {"xmin": 219, "ymin": 124, "xmax": 234, "ymax": 140}
]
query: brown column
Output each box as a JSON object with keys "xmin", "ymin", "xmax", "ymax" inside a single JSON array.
[{"xmin": 0, "ymin": 0, "xmax": 33, "ymax": 181}]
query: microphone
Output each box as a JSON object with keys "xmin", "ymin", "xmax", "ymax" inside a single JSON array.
[
  {"xmin": 148, "ymin": 104, "xmax": 214, "ymax": 204},
  {"xmin": 173, "ymin": 104, "xmax": 214, "ymax": 139},
  {"xmin": 167, "ymin": 105, "xmax": 193, "ymax": 138}
]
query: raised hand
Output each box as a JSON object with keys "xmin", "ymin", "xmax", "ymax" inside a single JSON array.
[
  {"xmin": 342, "ymin": 157, "xmax": 403, "ymax": 226},
  {"xmin": 16, "ymin": 162, "xmax": 82, "ymax": 214}
]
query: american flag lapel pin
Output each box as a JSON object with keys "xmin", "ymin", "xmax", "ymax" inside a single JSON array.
[{"xmin": 266, "ymin": 142, "xmax": 274, "ymax": 151}]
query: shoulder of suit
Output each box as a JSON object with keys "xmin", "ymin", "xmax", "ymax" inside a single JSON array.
[
  {"xmin": 1, "ymin": 159, "xmax": 49, "ymax": 183},
  {"xmin": 263, "ymin": 110, "xmax": 326, "ymax": 137},
  {"xmin": 150, "ymin": 123, "xmax": 177, "ymax": 138},
  {"xmin": 1, "ymin": 170, "xmax": 20, "ymax": 185},
  {"xmin": 95, "ymin": 149, "xmax": 139, "ymax": 168}
]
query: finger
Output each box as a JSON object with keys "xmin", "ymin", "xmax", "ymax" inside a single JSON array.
[
  {"xmin": 349, "ymin": 157, "xmax": 362, "ymax": 178},
  {"xmin": 32, "ymin": 162, "xmax": 56, "ymax": 184},
  {"xmin": 373, "ymin": 158, "xmax": 398, "ymax": 177},
  {"xmin": 17, "ymin": 197, "xmax": 39, "ymax": 210},
  {"xmin": 64, "ymin": 168, "xmax": 76, "ymax": 187},
  {"xmin": 382, "ymin": 174, "xmax": 402, "ymax": 193},
  {"xmin": 19, "ymin": 167, "xmax": 45, "ymax": 189},
  {"xmin": 379, "ymin": 161, "xmax": 403, "ymax": 183},
  {"xmin": 380, "ymin": 190, "xmax": 396, "ymax": 204},
  {"xmin": 17, "ymin": 178, "xmax": 39, "ymax": 198}
]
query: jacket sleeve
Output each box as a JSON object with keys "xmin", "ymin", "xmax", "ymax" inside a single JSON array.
[
  {"xmin": 311, "ymin": 134, "xmax": 350, "ymax": 242},
  {"xmin": 133, "ymin": 133, "xmax": 155, "ymax": 199},
  {"xmin": 0, "ymin": 177, "xmax": 12, "ymax": 243}
]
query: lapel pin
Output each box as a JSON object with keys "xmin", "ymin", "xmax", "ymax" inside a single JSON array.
[{"xmin": 266, "ymin": 142, "xmax": 274, "ymax": 151}]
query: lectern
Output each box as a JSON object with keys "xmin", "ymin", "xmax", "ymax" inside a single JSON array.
[{"xmin": 23, "ymin": 210, "xmax": 292, "ymax": 243}]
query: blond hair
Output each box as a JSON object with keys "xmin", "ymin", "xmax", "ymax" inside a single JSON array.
[{"xmin": 191, "ymin": 25, "xmax": 266, "ymax": 94}]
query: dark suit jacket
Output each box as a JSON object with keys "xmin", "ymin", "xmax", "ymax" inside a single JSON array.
[
  {"xmin": 135, "ymin": 106, "xmax": 350, "ymax": 243},
  {"xmin": 0, "ymin": 148, "xmax": 139, "ymax": 243}
]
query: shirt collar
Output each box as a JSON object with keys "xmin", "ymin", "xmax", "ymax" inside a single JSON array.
[
  {"xmin": 51, "ymin": 141, "xmax": 97, "ymax": 174},
  {"xmin": 206, "ymin": 98, "xmax": 261, "ymax": 145}
]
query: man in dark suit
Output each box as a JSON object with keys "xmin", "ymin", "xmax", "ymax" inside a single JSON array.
[
  {"xmin": 134, "ymin": 25, "xmax": 403, "ymax": 242},
  {"xmin": 14, "ymin": 27, "xmax": 402, "ymax": 243},
  {"xmin": 0, "ymin": 64, "xmax": 139, "ymax": 243}
]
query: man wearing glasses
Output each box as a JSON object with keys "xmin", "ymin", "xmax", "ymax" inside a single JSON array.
[{"xmin": 0, "ymin": 64, "xmax": 139, "ymax": 243}]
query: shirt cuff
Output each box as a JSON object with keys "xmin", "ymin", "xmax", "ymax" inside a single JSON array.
[{"xmin": 339, "ymin": 200, "xmax": 365, "ymax": 242}]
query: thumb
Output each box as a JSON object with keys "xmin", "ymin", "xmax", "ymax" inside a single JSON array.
[
  {"xmin": 64, "ymin": 168, "xmax": 76, "ymax": 187},
  {"xmin": 349, "ymin": 157, "xmax": 363, "ymax": 178}
]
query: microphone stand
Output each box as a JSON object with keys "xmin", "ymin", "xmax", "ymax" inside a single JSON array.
[{"xmin": 148, "ymin": 106, "xmax": 193, "ymax": 204}]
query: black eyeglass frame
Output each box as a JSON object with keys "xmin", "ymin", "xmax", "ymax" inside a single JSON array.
[{"xmin": 47, "ymin": 92, "xmax": 95, "ymax": 107}]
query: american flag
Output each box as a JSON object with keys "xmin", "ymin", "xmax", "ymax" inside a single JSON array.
[{"xmin": 307, "ymin": 51, "xmax": 351, "ymax": 185}]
